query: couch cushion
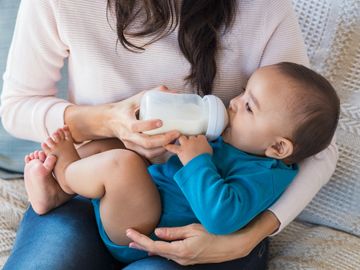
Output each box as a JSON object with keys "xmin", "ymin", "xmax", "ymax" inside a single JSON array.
[
  {"xmin": 269, "ymin": 220, "xmax": 360, "ymax": 269},
  {"xmin": 0, "ymin": 178, "xmax": 27, "ymax": 267},
  {"xmin": 292, "ymin": 0, "xmax": 360, "ymax": 236}
]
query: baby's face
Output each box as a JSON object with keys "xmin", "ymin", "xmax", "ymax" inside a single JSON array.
[{"xmin": 222, "ymin": 66, "xmax": 294, "ymax": 156}]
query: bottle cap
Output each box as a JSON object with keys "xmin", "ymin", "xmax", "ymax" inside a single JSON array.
[{"xmin": 203, "ymin": 95, "xmax": 229, "ymax": 141}]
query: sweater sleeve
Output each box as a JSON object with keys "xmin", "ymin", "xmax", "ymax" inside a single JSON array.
[
  {"xmin": 258, "ymin": 0, "xmax": 338, "ymax": 234},
  {"xmin": 174, "ymin": 154, "xmax": 294, "ymax": 235},
  {"xmin": 268, "ymin": 137, "xmax": 338, "ymax": 235},
  {"xmin": 1, "ymin": 0, "xmax": 71, "ymax": 142}
]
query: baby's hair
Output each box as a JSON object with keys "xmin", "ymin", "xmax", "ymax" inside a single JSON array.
[{"xmin": 274, "ymin": 62, "xmax": 340, "ymax": 164}]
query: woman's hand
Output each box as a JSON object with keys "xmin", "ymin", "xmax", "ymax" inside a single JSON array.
[
  {"xmin": 127, "ymin": 224, "xmax": 228, "ymax": 265},
  {"xmin": 65, "ymin": 85, "xmax": 179, "ymax": 158},
  {"xmin": 106, "ymin": 86, "xmax": 180, "ymax": 159},
  {"xmin": 126, "ymin": 211, "xmax": 280, "ymax": 265},
  {"xmin": 126, "ymin": 224, "xmax": 250, "ymax": 265}
]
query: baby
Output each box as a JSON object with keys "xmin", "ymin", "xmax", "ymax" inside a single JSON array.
[{"xmin": 24, "ymin": 62, "xmax": 340, "ymax": 263}]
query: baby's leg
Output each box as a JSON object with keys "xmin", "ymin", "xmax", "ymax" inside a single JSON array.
[
  {"xmin": 25, "ymin": 135, "xmax": 126, "ymax": 215},
  {"xmin": 40, "ymin": 130, "xmax": 125, "ymax": 194},
  {"xmin": 76, "ymin": 138, "xmax": 126, "ymax": 158},
  {"xmin": 24, "ymin": 138, "xmax": 122, "ymax": 211},
  {"xmin": 43, "ymin": 127, "xmax": 161, "ymax": 245}
]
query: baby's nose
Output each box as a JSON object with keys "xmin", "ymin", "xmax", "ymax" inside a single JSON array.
[{"xmin": 229, "ymin": 98, "xmax": 240, "ymax": 112}]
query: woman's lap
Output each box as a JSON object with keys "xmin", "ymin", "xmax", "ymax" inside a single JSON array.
[
  {"xmin": 124, "ymin": 239, "xmax": 268, "ymax": 270},
  {"xmin": 3, "ymin": 196, "xmax": 268, "ymax": 270}
]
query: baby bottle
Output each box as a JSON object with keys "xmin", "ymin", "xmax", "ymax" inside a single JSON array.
[{"xmin": 139, "ymin": 90, "xmax": 228, "ymax": 141}]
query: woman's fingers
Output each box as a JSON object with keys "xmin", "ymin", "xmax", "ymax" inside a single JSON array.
[
  {"xmin": 126, "ymin": 131, "xmax": 180, "ymax": 149},
  {"xmin": 109, "ymin": 86, "xmax": 183, "ymax": 158},
  {"xmin": 154, "ymin": 225, "xmax": 195, "ymax": 240},
  {"xmin": 126, "ymin": 224, "xmax": 222, "ymax": 266},
  {"xmin": 130, "ymin": 119, "xmax": 162, "ymax": 133},
  {"xmin": 124, "ymin": 141, "xmax": 167, "ymax": 159},
  {"xmin": 126, "ymin": 229, "xmax": 179, "ymax": 258}
]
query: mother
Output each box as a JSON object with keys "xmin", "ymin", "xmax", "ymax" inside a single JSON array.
[{"xmin": 1, "ymin": 0, "xmax": 337, "ymax": 269}]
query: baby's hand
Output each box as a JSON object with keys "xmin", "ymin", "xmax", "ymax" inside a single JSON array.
[{"xmin": 165, "ymin": 135, "xmax": 213, "ymax": 165}]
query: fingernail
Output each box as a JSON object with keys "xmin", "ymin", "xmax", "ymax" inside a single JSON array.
[{"xmin": 156, "ymin": 121, "xmax": 162, "ymax": 127}]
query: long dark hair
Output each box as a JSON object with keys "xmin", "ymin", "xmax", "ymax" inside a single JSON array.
[{"xmin": 107, "ymin": 0, "xmax": 236, "ymax": 95}]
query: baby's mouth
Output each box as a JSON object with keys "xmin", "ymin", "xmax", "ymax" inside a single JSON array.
[{"xmin": 222, "ymin": 126, "xmax": 230, "ymax": 136}]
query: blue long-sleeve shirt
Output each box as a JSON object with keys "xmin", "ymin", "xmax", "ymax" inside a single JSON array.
[{"xmin": 149, "ymin": 137, "xmax": 298, "ymax": 235}]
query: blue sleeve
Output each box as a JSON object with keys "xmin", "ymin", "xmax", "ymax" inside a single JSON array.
[{"xmin": 174, "ymin": 154, "xmax": 294, "ymax": 235}]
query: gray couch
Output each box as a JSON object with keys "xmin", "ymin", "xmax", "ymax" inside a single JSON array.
[{"xmin": 0, "ymin": 0, "xmax": 359, "ymax": 269}]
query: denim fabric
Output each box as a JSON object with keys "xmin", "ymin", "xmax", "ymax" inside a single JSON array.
[
  {"xmin": 0, "ymin": 0, "xmax": 67, "ymax": 177},
  {"xmin": 124, "ymin": 240, "xmax": 268, "ymax": 270},
  {"xmin": 3, "ymin": 196, "xmax": 268, "ymax": 270},
  {"xmin": 3, "ymin": 197, "xmax": 119, "ymax": 270}
]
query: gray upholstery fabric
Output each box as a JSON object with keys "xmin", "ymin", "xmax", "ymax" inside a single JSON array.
[
  {"xmin": 269, "ymin": 221, "xmax": 360, "ymax": 269},
  {"xmin": 292, "ymin": 0, "xmax": 360, "ymax": 237}
]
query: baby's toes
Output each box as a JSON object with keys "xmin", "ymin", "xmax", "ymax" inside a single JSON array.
[
  {"xmin": 63, "ymin": 126, "xmax": 73, "ymax": 142},
  {"xmin": 38, "ymin": 151, "xmax": 47, "ymax": 162},
  {"xmin": 43, "ymin": 155, "xmax": 57, "ymax": 171},
  {"xmin": 24, "ymin": 154, "xmax": 31, "ymax": 163},
  {"xmin": 57, "ymin": 128, "xmax": 65, "ymax": 140},
  {"xmin": 34, "ymin": 150, "xmax": 40, "ymax": 159},
  {"xmin": 45, "ymin": 137, "xmax": 55, "ymax": 148},
  {"xmin": 52, "ymin": 131, "xmax": 61, "ymax": 143},
  {"xmin": 41, "ymin": 142, "xmax": 51, "ymax": 153}
]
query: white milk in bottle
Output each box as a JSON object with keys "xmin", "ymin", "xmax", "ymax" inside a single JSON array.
[{"xmin": 139, "ymin": 90, "xmax": 228, "ymax": 140}]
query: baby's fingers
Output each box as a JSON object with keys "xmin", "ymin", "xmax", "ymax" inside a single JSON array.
[
  {"xmin": 164, "ymin": 144, "xmax": 181, "ymax": 154},
  {"xmin": 178, "ymin": 135, "xmax": 188, "ymax": 145}
]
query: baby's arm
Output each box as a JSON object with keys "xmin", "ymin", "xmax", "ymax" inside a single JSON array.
[
  {"xmin": 174, "ymin": 155, "xmax": 279, "ymax": 235},
  {"xmin": 166, "ymin": 136, "xmax": 291, "ymax": 235}
]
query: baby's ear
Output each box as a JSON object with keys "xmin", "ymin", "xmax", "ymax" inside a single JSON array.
[{"xmin": 265, "ymin": 137, "xmax": 293, "ymax": 160}]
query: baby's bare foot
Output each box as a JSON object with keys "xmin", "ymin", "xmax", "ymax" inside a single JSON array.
[
  {"xmin": 24, "ymin": 150, "xmax": 71, "ymax": 215},
  {"xmin": 41, "ymin": 126, "xmax": 80, "ymax": 194}
]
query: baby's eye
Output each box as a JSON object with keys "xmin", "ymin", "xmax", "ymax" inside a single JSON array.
[
  {"xmin": 245, "ymin": 102, "xmax": 253, "ymax": 113},
  {"xmin": 240, "ymin": 87, "xmax": 246, "ymax": 95}
]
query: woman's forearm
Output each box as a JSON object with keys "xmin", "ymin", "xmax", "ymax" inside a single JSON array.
[
  {"xmin": 268, "ymin": 137, "xmax": 338, "ymax": 233},
  {"xmin": 64, "ymin": 104, "xmax": 114, "ymax": 143},
  {"xmin": 223, "ymin": 210, "xmax": 280, "ymax": 260}
]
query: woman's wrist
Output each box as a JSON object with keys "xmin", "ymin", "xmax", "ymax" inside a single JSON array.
[
  {"xmin": 226, "ymin": 210, "xmax": 280, "ymax": 259},
  {"xmin": 64, "ymin": 103, "xmax": 114, "ymax": 142}
]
